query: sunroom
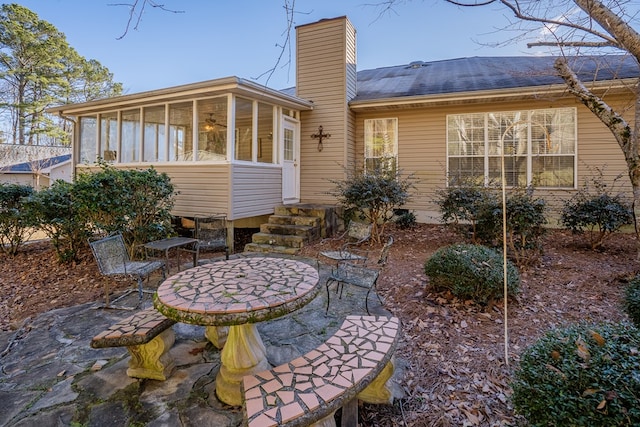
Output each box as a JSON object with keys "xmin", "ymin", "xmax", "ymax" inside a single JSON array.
[{"xmin": 49, "ymin": 77, "xmax": 314, "ymax": 244}]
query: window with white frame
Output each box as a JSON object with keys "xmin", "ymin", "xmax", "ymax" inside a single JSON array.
[
  {"xmin": 364, "ymin": 118, "xmax": 398, "ymax": 174},
  {"xmin": 446, "ymin": 108, "xmax": 576, "ymax": 188}
]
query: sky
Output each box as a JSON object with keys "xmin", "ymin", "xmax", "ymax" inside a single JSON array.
[{"xmin": 15, "ymin": 0, "xmax": 539, "ymax": 95}]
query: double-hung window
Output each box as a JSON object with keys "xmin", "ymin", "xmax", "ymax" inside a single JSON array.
[
  {"xmin": 364, "ymin": 118, "xmax": 398, "ymax": 175},
  {"xmin": 447, "ymin": 108, "xmax": 576, "ymax": 188}
]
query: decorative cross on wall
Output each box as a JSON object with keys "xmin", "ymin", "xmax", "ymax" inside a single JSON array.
[{"xmin": 311, "ymin": 125, "xmax": 331, "ymax": 152}]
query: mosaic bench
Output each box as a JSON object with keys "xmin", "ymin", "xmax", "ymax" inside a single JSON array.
[
  {"xmin": 242, "ymin": 315, "xmax": 400, "ymax": 427},
  {"xmin": 90, "ymin": 307, "xmax": 176, "ymax": 381}
]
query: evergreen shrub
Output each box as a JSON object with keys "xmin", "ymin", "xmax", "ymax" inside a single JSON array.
[
  {"xmin": 511, "ymin": 322, "xmax": 640, "ymax": 426},
  {"xmin": 424, "ymin": 243, "xmax": 520, "ymax": 305}
]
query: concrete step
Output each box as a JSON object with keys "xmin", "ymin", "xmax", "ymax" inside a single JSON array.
[
  {"xmin": 274, "ymin": 204, "xmax": 339, "ymax": 237},
  {"xmin": 243, "ymin": 243, "xmax": 299, "ymax": 255},
  {"xmin": 268, "ymin": 214, "xmax": 320, "ymax": 228},
  {"xmin": 260, "ymin": 223, "xmax": 320, "ymax": 240},
  {"xmin": 250, "ymin": 232, "xmax": 307, "ymax": 248}
]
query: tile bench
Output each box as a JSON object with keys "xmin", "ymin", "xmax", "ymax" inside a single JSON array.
[
  {"xmin": 241, "ymin": 315, "xmax": 400, "ymax": 427},
  {"xmin": 90, "ymin": 307, "xmax": 176, "ymax": 381}
]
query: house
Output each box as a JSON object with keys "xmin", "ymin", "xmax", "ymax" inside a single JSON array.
[
  {"xmin": 47, "ymin": 16, "xmax": 638, "ymax": 251},
  {"xmin": 0, "ymin": 154, "xmax": 73, "ymax": 189}
]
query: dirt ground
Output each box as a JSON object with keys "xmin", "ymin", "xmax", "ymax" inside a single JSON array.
[{"xmin": 1, "ymin": 224, "xmax": 638, "ymax": 426}]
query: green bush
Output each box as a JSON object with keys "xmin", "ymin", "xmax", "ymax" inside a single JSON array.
[
  {"xmin": 511, "ymin": 322, "xmax": 640, "ymax": 426},
  {"xmin": 0, "ymin": 183, "xmax": 35, "ymax": 256},
  {"xmin": 624, "ymin": 276, "xmax": 640, "ymax": 328},
  {"xmin": 560, "ymin": 167, "xmax": 633, "ymax": 250},
  {"xmin": 477, "ymin": 187, "xmax": 547, "ymax": 267},
  {"xmin": 25, "ymin": 180, "xmax": 90, "ymax": 263},
  {"xmin": 329, "ymin": 166, "xmax": 415, "ymax": 243},
  {"xmin": 74, "ymin": 164, "xmax": 176, "ymax": 256},
  {"xmin": 394, "ymin": 209, "xmax": 417, "ymax": 229},
  {"xmin": 423, "ymin": 243, "xmax": 520, "ymax": 305},
  {"xmin": 437, "ymin": 183, "xmax": 547, "ymax": 266},
  {"xmin": 435, "ymin": 182, "xmax": 499, "ymax": 243}
]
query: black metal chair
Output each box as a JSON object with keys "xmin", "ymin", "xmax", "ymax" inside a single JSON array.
[
  {"xmin": 325, "ymin": 236, "xmax": 394, "ymax": 314},
  {"xmin": 320, "ymin": 221, "xmax": 372, "ymax": 264},
  {"xmin": 89, "ymin": 233, "xmax": 166, "ymax": 309},
  {"xmin": 178, "ymin": 214, "xmax": 229, "ymax": 265}
]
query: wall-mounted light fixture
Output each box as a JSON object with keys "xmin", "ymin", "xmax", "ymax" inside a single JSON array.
[{"xmin": 310, "ymin": 125, "xmax": 331, "ymax": 152}]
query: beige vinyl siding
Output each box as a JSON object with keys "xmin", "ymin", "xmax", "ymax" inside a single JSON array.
[
  {"xmin": 148, "ymin": 164, "xmax": 230, "ymax": 217},
  {"xmin": 297, "ymin": 17, "xmax": 355, "ymax": 203},
  {"xmin": 231, "ymin": 163, "xmax": 281, "ymax": 219},
  {"xmin": 75, "ymin": 163, "xmax": 231, "ymax": 218},
  {"xmin": 355, "ymin": 95, "xmax": 633, "ymax": 224}
]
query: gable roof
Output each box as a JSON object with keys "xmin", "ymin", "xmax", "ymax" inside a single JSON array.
[
  {"xmin": 1, "ymin": 154, "xmax": 72, "ymax": 173},
  {"xmin": 350, "ymin": 55, "xmax": 638, "ymax": 105}
]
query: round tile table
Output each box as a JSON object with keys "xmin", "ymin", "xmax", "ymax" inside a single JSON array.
[{"xmin": 153, "ymin": 257, "xmax": 320, "ymax": 406}]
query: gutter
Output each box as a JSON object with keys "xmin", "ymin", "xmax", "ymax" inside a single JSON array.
[
  {"xmin": 349, "ymin": 78, "xmax": 639, "ymax": 110},
  {"xmin": 46, "ymin": 77, "xmax": 313, "ymax": 115}
]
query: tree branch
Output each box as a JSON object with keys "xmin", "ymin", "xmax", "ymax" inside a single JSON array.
[
  {"xmin": 573, "ymin": 0, "xmax": 640, "ymax": 59},
  {"xmin": 109, "ymin": 1, "xmax": 184, "ymax": 40},
  {"xmin": 496, "ymin": 0, "xmax": 620, "ymax": 47},
  {"xmin": 253, "ymin": 0, "xmax": 308, "ymax": 87},
  {"xmin": 554, "ymin": 57, "xmax": 632, "ymax": 152},
  {"xmin": 528, "ymin": 41, "xmax": 616, "ymax": 48}
]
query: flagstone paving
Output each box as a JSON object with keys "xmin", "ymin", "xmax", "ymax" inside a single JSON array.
[{"xmin": 0, "ymin": 253, "xmax": 403, "ymax": 427}]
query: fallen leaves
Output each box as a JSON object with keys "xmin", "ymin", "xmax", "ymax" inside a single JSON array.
[{"xmin": 4, "ymin": 224, "xmax": 638, "ymax": 426}]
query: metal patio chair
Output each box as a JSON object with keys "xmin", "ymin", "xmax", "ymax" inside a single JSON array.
[
  {"xmin": 325, "ymin": 235, "xmax": 394, "ymax": 314},
  {"xmin": 89, "ymin": 233, "xmax": 166, "ymax": 309},
  {"xmin": 320, "ymin": 220, "xmax": 372, "ymax": 264},
  {"xmin": 178, "ymin": 214, "xmax": 229, "ymax": 265}
]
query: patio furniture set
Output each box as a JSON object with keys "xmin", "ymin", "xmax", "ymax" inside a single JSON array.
[
  {"xmin": 89, "ymin": 220, "xmax": 398, "ymax": 426},
  {"xmin": 88, "ymin": 214, "xmax": 229, "ymax": 309}
]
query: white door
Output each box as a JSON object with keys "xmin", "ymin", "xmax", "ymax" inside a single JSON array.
[{"xmin": 282, "ymin": 119, "xmax": 299, "ymax": 204}]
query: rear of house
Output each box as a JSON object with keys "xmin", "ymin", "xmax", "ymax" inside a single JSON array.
[{"xmin": 48, "ymin": 16, "xmax": 638, "ymax": 244}]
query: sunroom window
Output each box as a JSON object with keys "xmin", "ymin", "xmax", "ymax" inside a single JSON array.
[
  {"xmin": 197, "ymin": 97, "xmax": 227, "ymax": 161},
  {"xmin": 76, "ymin": 95, "xmax": 285, "ymax": 165},
  {"xmin": 235, "ymin": 97, "xmax": 253, "ymax": 161},
  {"xmin": 100, "ymin": 112, "xmax": 117, "ymax": 161},
  {"xmin": 121, "ymin": 109, "xmax": 141, "ymax": 163},
  {"xmin": 79, "ymin": 117, "xmax": 97, "ymax": 164},
  {"xmin": 364, "ymin": 118, "xmax": 398, "ymax": 175},
  {"xmin": 169, "ymin": 102, "xmax": 192, "ymax": 161},
  {"xmin": 446, "ymin": 108, "xmax": 576, "ymax": 188},
  {"xmin": 144, "ymin": 106, "xmax": 166, "ymax": 162}
]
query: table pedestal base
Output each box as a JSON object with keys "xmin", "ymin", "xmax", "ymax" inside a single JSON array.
[
  {"xmin": 214, "ymin": 323, "xmax": 270, "ymax": 406},
  {"xmin": 205, "ymin": 326, "xmax": 229, "ymax": 349}
]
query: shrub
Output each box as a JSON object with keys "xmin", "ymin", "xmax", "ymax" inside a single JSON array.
[
  {"xmin": 624, "ymin": 275, "xmax": 640, "ymax": 328},
  {"xmin": 25, "ymin": 180, "xmax": 90, "ymax": 263},
  {"xmin": 394, "ymin": 209, "xmax": 417, "ymax": 229},
  {"xmin": 560, "ymin": 167, "xmax": 633, "ymax": 250},
  {"xmin": 0, "ymin": 183, "xmax": 35, "ymax": 256},
  {"xmin": 423, "ymin": 243, "xmax": 520, "ymax": 305},
  {"xmin": 477, "ymin": 187, "xmax": 547, "ymax": 267},
  {"xmin": 511, "ymin": 322, "xmax": 640, "ymax": 426},
  {"xmin": 74, "ymin": 164, "xmax": 176, "ymax": 256},
  {"xmin": 329, "ymin": 166, "xmax": 415, "ymax": 243},
  {"xmin": 435, "ymin": 182, "xmax": 499, "ymax": 243}
]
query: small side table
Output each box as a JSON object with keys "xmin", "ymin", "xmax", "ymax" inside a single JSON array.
[{"xmin": 144, "ymin": 237, "xmax": 198, "ymax": 274}]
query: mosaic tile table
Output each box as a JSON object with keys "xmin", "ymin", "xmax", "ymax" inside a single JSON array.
[{"xmin": 154, "ymin": 257, "xmax": 320, "ymax": 406}]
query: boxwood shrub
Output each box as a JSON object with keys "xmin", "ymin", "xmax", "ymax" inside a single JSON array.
[
  {"xmin": 511, "ymin": 322, "xmax": 640, "ymax": 426},
  {"xmin": 423, "ymin": 243, "xmax": 520, "ymax": 305}
]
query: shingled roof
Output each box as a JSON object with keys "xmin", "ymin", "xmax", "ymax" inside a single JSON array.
[
  {"xmin": 351, "ymin": 55, "xmax": 638, "ymax": 102},
  {"xmin": 1, "ymin": 154, "xmax": 71, "ymax": 173},
  {"xmin": 281, "ymin": 55, "xmax": 638, "ymax": 102}
]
